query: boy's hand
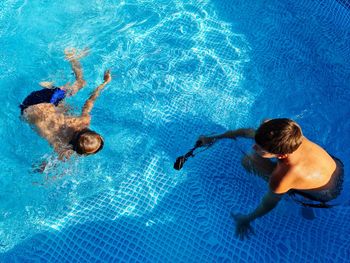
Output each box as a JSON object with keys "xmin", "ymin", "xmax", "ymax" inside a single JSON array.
[
  {"xmin": 64, "ymin": 47, "xmax": 89, "ymax": 61},
  {"xmin": 104, "ymin": 70, "xmax": 112, "ymax": 83},
  {"xmin": 231, "ymin": 213, "xmax": 255, "ymax": 240},
  {"xmin": 58, "ymin": 149, "xmax": 74, "ymax": 161},
  {"xmin": 196, "ymin": 136, "xmax": 215, "ymax": 147}
]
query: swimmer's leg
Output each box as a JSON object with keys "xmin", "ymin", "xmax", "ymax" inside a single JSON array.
[
  {"xmin": 63, "ymin": 48, "xmax": 88, "ymax": 96},
  {"xmin": 39, "ymin": 81, "xmax": 55, "ymax": 89},
  {"xmin": 300, "ymin": 206, "xmax": 315, "ymax": 220},
  {"xmin": 241, "ymin": 153, "xmax": 276, "ymax": 182}
]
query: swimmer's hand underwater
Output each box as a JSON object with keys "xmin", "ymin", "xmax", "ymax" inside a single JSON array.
[
  {"xmin": 231, "ymin": 213, "xmax": 255, "ymax": 240},
  {"xmin": 104, "ymin": 70, "xmax": 112, "ymax": 83},
  {"xmin": 230, "ymin": 190, "xmax": 281, "ymax": 240},
  {"xmin": 196, "ymin": 136, "xmax": 216, "ymax": 146},
  {"xmin": 64, "ymin": 47, "xmax": 89, "ymax": 61}
]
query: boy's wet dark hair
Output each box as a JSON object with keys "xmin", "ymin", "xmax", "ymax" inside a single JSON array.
[
  {"xmin": 254, "ymin": 118, "xmax": 303, "ymax": 154},
  {"xmin": 70, "ymin": 129, "xmax": 104, "ymax": 155}
]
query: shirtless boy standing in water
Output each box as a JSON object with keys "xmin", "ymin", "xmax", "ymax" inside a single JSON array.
[
  {"xmin": 20, "ymin": 48, "xmax": 111, "ymax": 160},
  {"xmin": 198, "ymin": 118, "xmax": 344, "ymax": 239}
]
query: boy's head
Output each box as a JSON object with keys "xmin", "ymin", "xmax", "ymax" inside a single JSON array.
[
  {"xmin": 254, "ymin": 118, "xmax": 303, "ymax": 157},
  {"xmin": 71, "ymin": 129, "xmax": 104, "ymax": 155}
]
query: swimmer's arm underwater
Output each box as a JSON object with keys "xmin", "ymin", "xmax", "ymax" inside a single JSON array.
[
  {"xmin": 213, "ymin": 128, "xmax": 255, "ymax": 139},
  {"xmin": 244, "ymin": 190, "xmax": 282, "ymax": 221},
  {"xmin": 35, "ymin": 140, "xmax": 73, "ymax": 173},
  {"xmin": 81, "ymin": 70, "xmax": 112, "ymax": 117},
  {"xmin": 198, "ymin": 128, "xmax": 255, "ymax": 146},
  {"xmin": 35, "ymin": 147, "xmax": 73, "ymax": 173},
  {"xmin": 231, "ymin": 190, "xmax": 282, "ymax": 239}
]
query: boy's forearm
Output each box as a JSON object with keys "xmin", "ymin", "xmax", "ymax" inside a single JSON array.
[
  {"xmin": 82, "ymin": 81, "xmax": 108, "ymax": 115},
  {"xmin": 90, "ymin": 81, "xmax": 108, "ymax": 101},
  {"xmin": 70, "ymin": 59, "xmax": 83, "ymax": 80},
  {"xmin": 246, "ymin": 191, "xmax": 281, "ymax": 222},
  {"xmin": 212, "ymin": 128, "xmax": 255, "ymax": 140},
  {"xmin": 51, "ymin": 139, "xmax": 74, "ymax": 160}
]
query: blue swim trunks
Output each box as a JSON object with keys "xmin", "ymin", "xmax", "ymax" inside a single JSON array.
[{"xmin": 20, "ymin": 87, "xmax": 66, "ymax": 114}]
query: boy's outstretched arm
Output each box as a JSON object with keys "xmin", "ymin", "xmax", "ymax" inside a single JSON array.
[
  {"xmin": 82, "ymin": 70, "xmax": 111, "ymax": 117},
  {"xmin": 213, "ymin": 128, "xmax": 255, "ymax": 139},
  {"xmin": 198, "ymin": 128, "xmax": 255, "ymax": 146}
]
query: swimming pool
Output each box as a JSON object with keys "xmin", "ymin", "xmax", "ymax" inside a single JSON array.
[{"xmin": 0, "ymin": 0, "xmax": 349, "ymax": 262}]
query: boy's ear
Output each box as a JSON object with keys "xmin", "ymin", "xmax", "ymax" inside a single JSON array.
[{"xmin": 277, "ymin": 154, "xmax": 288, "ymax": 159}]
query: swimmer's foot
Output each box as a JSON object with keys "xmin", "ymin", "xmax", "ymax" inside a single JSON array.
[
  {"xmin": 300, "ymin": 206, "xmax": 316, "ymax": 220},
  {"xmin": 39, "ymin": 81, "xmax": 55, "ymax": 89},
  {"xmin": 64, "ymin": 47, "xmax": 89, "ymax": 61}
]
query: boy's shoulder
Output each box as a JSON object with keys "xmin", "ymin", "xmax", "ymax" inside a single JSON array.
[{"xmin": 269, "ymin": 163, "xmax": 294, "ymax": 194}]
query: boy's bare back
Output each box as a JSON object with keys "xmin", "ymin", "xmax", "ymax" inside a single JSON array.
[{"xmin": 270, "ymin": 137, "xmax": 338, "ymax": 194}]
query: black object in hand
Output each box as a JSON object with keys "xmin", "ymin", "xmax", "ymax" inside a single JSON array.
[
  {"xmin": 174, "ymin": 156, "xmax": 187, "ymax": 170},
  {"xmin": 174, "ymin": 140, "xmax": 202, "ymax": 170}
]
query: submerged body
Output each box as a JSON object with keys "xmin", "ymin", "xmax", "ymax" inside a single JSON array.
[{"xmin": 21, "ymin": 48, "xmax": 111, "ymax": 160}]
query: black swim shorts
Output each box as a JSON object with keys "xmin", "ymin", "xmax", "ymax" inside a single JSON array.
[{"xmin": 20, "ymin": 87, "xmax": 66, "ymax": 114}]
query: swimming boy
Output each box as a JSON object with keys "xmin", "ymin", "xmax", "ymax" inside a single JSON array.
[
  {"xmin": 20, "ymin": 48, "xmax": 111, "ymax": 161},
  {"xmin": 197, "ymin": 118, "xmax": 344, "ymax": 239}
]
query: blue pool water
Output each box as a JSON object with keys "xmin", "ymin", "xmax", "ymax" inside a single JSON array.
[{"xmin": 0, "ymin": 0, "xmax": 349, "ymax": 262}]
